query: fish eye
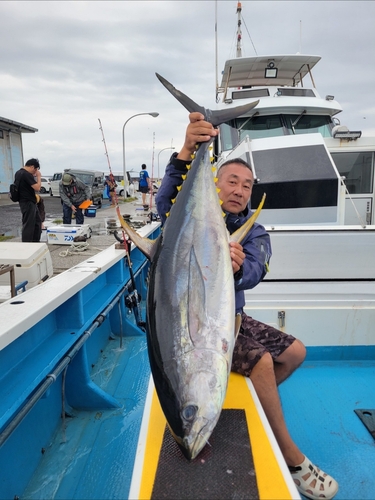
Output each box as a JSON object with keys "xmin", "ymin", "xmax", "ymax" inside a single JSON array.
[{"xmin": 182, "ymin": 405, "xmax": 198, "ymax": 422}]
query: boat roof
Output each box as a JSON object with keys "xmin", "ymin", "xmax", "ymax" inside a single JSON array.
[{"xmin": 219, "ymin": 54, "xmax": 321, "ymax": 89}]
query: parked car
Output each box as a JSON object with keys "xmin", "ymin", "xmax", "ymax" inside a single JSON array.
[
  {"xmin": 116, "ymin": 180, "xmax": 158, "ymax": 198},
  {"xmin": 114, "ymin": 172, "xmax": 134, "ymax": 198},
  {"xmin": 39, "ymin": 177, "xmax": 51, "ymax": 194}
]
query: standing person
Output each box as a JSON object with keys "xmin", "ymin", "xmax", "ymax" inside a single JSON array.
[
  {"xmin": 104, "ymin": 175, "xmax": 117, "ymax": 206},
  {"xmin": 139, "ymin": 163, "xmax": 151, "ymax": 207},
  {"xmin": 59, "ymin": 173, "xmax": 90, "ymax": 224},
  {"xmin": 156, "ymin": 112, "xmax": 339, "ymax": 500},
  {"xmin": 14, "ymin": 158, "xmax": 42, "ymax": 242}
]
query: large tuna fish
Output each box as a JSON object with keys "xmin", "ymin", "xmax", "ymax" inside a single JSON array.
[{"xmin": 116, "ymin": 74, "xmax": 264, "ymax": 459}]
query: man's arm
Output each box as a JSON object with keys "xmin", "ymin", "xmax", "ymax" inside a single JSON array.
[
  {"xmin": 31, "ymin": 170, "xmax": 42, "ymax": 192},
  {"xmin": 59, "ymin": 183, "xmax": 72, "ymax": 207},
  {"xmin": 237, "ymin": 226, "xmax": 272, "ymax": 290}
]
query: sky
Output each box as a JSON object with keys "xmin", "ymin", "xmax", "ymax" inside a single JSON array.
[{"xmin": 1, "ymin": 0, "xmax": 375, "ymax": 179}]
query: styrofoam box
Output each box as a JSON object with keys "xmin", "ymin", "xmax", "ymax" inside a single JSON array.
[
  {"xmin": 46, "ymin": 224, "xmax": 91, "ymax": 245},
  {"xmin": 0, "ymin": 242, "xmax": 53, "ymax": 289}
]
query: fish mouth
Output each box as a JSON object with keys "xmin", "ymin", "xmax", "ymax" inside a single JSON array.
[{"xmin": 182, "ymin": 420, "xmax": 212, "ymax": 460}]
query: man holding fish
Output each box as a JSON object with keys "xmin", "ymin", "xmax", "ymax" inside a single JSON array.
[{"xmin": 156, "ymin": 111, "xmax": 339, "ymax": 500}]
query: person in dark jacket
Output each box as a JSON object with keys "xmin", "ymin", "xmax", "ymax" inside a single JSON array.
[
  {"xmin": 14, "ymin": 158, "xmax": 42, "ymax": 242},
  {"xmin": 59, "ymin": 173, "xmax": 90, "ymax": 224},
  {"xmin": 155, "ymin": 112, "xmax": 338, "ymax": 500}
]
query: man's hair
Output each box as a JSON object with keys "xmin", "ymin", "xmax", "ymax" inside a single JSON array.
[
  {"xmin": 218, "ymin": 157, "xmax": 252, "ymax": 176},
  {"xmin": 141, "ymin": 164, "xmax": 147, "ymax": 169},
  {"xmin": 25, "ymin": 158, "xmax": 40, "ymax": 170}
]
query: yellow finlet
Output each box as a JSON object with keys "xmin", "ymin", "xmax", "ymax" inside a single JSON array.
[
  {"xmin": 216, "ymin": 187, "xmax": 221, "ymax": 193},
  {"xmin": 166, "ymin": 212, "xmax": 170, "ymax": 218},
  {"xmin": 177, "ymin": 185, "xmax": 182, "ymax": 192},
  {"xmin": 181, "ymin": 174, "xmax": 187, "ymax": 180},
  {"xmin": 214, "ymin": 177, "xmax": 218, "ymax": 183},
  {"xmin": 186, "ymin": 164, "xmax": 191, "ymax": 170},
  {"xmin": 171, "ymin": 198, "xmax": 176, "ymax": 204}
]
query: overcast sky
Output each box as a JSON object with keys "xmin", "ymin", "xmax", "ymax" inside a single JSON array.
[{"xmin": 1, "ymin": 0, "xmax": 374, "ymax": 178}]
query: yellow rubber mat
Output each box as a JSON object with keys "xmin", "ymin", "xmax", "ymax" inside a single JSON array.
[{"xmin": 131, "ymin": 373, "xmax": 297, "ymax": 499}]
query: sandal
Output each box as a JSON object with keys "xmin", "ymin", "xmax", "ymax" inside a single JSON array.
[{"xmin": 288, "ymin": 456, "xmax": 339, "ymax": 499}]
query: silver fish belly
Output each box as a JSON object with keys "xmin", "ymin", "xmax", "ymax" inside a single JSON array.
[{"xmin": 147, "ymin": 144, "xmax": 235, "ymax": 460}]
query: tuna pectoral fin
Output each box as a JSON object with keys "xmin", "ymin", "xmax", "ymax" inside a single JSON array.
[
  {"xmin": 188, "ymin": 246, "xmax": 206, "ymax": 344},
  {"xmin": 230, "ymin": 193, "xmax": 266, "ymax": 245},
  {"xmin": 116, "ymin": 208, "xmax": 158, "ymax": 261},
  {"xmin": 235, "ymin": 313, "xmax": 242, "ymax": 340}
]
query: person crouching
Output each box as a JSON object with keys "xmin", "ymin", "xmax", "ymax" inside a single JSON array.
[{"xmin": 59, "ymin": 173, "xmax": 90, "ymax": 224}]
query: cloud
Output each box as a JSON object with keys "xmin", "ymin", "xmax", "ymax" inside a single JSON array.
[{"xmin": 0, "ymin": 1, "xmax": 374, "ymax": 178}]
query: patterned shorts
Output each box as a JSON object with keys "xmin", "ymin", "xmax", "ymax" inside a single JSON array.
[{"xmin": 231, "ymin": 312, "xmax": 296, "ymax": 377}]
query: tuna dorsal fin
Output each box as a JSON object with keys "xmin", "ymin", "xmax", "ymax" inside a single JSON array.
[
  {"xmin": 155, "ymin": 73, "xmax": 259, "ymax": 127},
  {"xmin": 116, "ymin": 208, "xmax": 159, "ymax": 261},
  {"xmin": 230, "ymin": 193, "xmax": 266, "ymax": 245}
]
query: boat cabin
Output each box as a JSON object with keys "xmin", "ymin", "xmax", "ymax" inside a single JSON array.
[{"xmin": 216, "ymin": 55, "xmax": 375, "ymax": 226}]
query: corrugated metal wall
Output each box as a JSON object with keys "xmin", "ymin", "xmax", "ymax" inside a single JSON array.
[{"xmin": 0, "ymin": 130, "xmax": 23, "ymax": 194}]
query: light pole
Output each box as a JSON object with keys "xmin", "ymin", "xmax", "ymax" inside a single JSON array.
[
  {"xmin": 122, "ymin": 112, "xmax": 159, "ymax": 197},
  {"xmin": 157, "ymin": 147, "xmax": 175, "ymax": 179}
]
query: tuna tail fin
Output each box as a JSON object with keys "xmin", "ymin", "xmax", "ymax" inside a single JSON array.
[
  {"xmin": 230, "ymin": 193, "xmax": 266, "ymax": 245},
  {"xmin": 115, "ymin": 207, "xmax": 159, "ymax": 261},
  {"xmin": 155, "ymin": 73, "xmax": 259, "ymax": 127}
]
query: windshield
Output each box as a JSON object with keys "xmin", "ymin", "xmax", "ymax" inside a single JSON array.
[
  {"xmin": 219, "ymin": 113, "xmax": 334, "ymax": 151},
  {"xmin": 70, "ymin": 172, "xmax": 94, "ymax": 185},
  {"xmin": 285, "ymin": 115, "xmax": 333, "ymax": 137}
]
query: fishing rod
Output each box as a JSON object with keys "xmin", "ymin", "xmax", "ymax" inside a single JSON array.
[{"xmin": 98, "ymin": 119, "xmax": 146, "ymax": 331}]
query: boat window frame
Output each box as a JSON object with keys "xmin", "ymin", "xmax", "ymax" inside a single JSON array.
[{"xmin": 331, "ymin": 151, "xmax": 374, "ymax": 195}]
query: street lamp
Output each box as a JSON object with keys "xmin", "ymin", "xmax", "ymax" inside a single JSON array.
[
  {"xmin": 157, "ymin": 147, "xmax": 175, "ymax": 179},
  {"xmin": 122, "ymin": 112, "xmax": 159, "ymax": 197}
]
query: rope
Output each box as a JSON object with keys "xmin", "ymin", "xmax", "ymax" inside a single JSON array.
[{"xmin": 58, "ymin": 241, "xmax": 97, "ymax": 257}]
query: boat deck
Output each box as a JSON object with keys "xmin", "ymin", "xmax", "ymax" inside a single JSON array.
[
  {"xmin": 19, "ymin": 338, "xmax": 375, "ymax": 500},
  {"xmin": 280, "ymin": 355, "xmax": 375, "ymax": 500}
]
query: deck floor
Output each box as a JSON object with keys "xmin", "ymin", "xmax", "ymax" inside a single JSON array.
[
  {"xmin": 279, "ymin": 358, "xmax": 375, "ymax": 500},
  {"xmin": 23, "ymin": 335, "xmax": 151, "ymax": 500},
  {"xmin": 22, "ymin": 339, "xmax": 375, "ymax": 500}
]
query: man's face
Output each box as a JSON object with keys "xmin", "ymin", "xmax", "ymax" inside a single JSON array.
[{"xmin": 216, "ymin": 163, "xmax": 254, "ymax": 214}]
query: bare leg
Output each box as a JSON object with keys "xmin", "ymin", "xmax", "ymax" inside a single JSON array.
[
  {"xmin": 250, "ymin": 342, "xmax": 338, "ymax": 497},
  {"xmin": 250, "ymin": 351, "xmax": 304, "ymax": 466}
]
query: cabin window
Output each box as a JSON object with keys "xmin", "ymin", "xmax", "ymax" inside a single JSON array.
[
  {"xmin": 232, "ymin": 88, "xmax": 270, "ymax": 100},
  {"xmin": 285, "ymin": 115, "xmax": 333, "ymax": 137},
  {"xmin": 277, "ymin": 88, "xmax": 315, "ymax": 97},
  {"xmin": 331, "ymin": 152, "xmax": 374, "ymax": 194},
  {"xmin": 220, "ymin": 115, "xmax": 286, "ymax": 150}
]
